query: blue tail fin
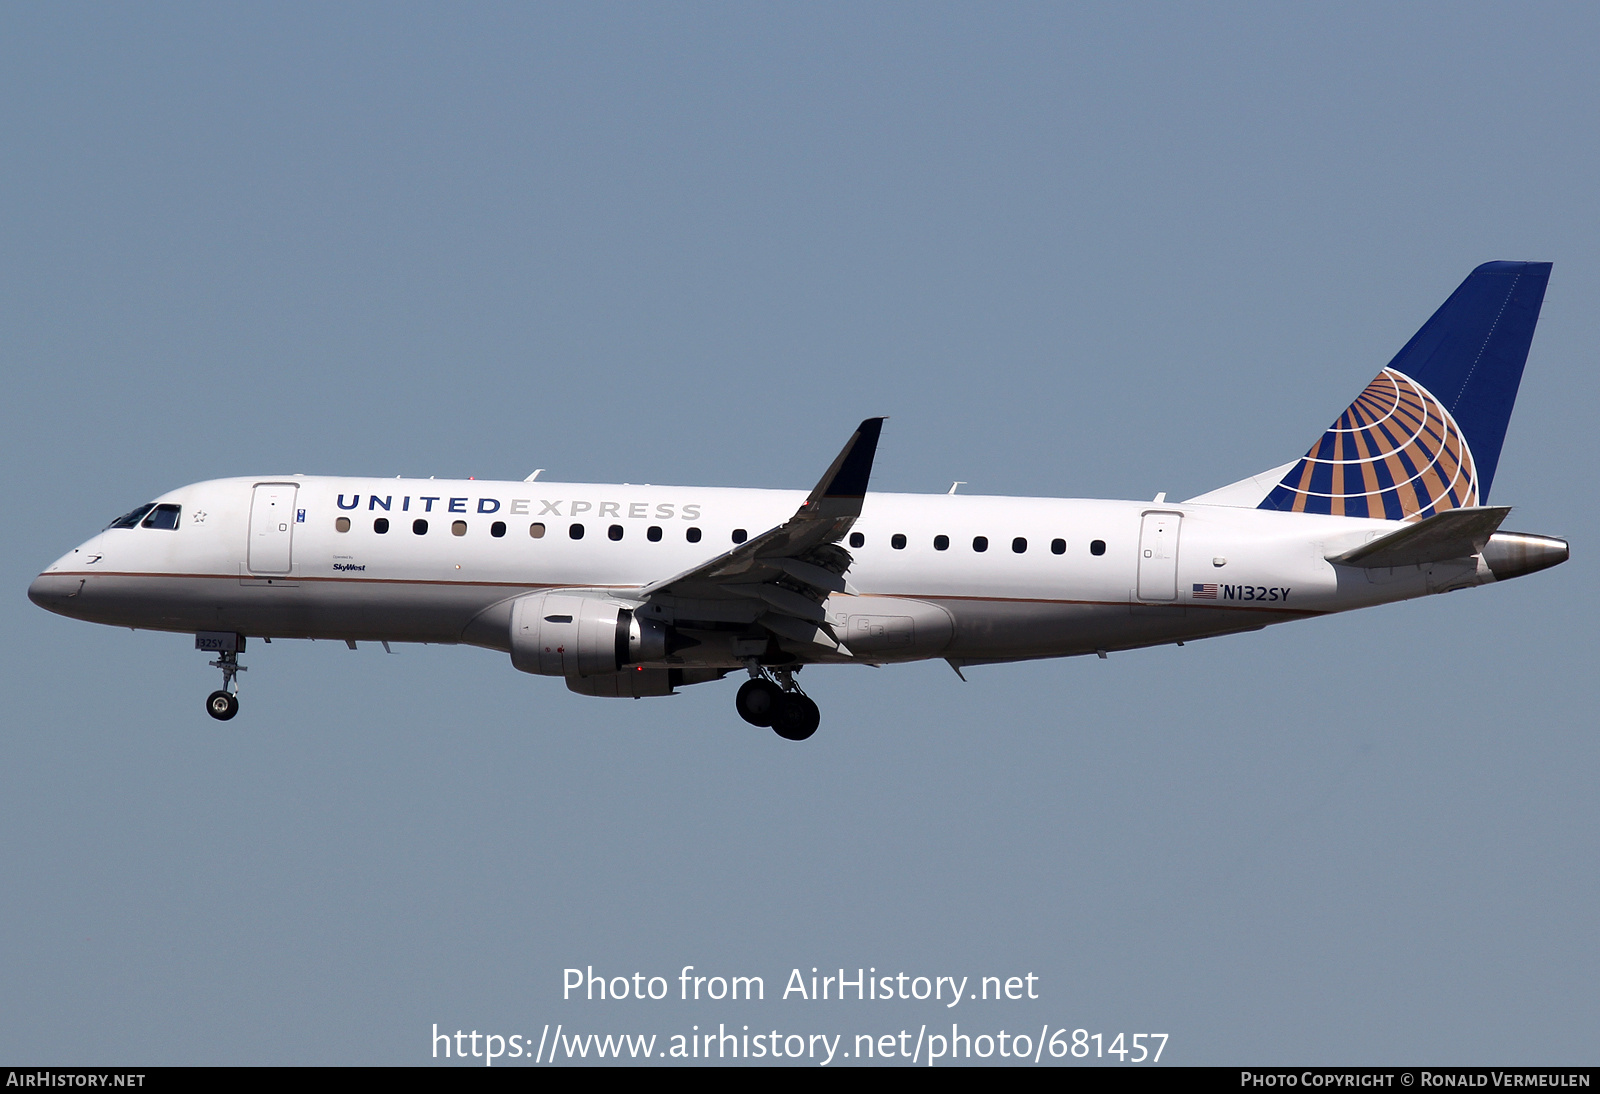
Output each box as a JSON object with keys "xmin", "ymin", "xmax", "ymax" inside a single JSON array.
[{"xmin": 1259, "ymin": 261, "xmax": 1551, "ymax": 519}]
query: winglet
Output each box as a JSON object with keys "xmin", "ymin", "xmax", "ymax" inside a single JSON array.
[
  {"xmin": 631, "ymin": 417, "xmax": 887, "ymax": 603},
  {"xmin": 802, "ymin": 417, "xmax": 886, "ymax": 517}
]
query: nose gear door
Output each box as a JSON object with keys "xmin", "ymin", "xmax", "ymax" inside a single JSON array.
[{"xmin": 247, "ymin": 483, "xmax": 299, "ymax": 574}]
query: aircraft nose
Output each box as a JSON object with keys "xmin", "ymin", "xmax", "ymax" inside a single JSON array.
[{"xmin": 28, "ymin": 572, "xmax": 83, "ymax": 615}]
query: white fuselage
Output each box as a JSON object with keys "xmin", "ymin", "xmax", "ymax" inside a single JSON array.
[{"xmin": 30, "ymin": 474, "xmax": 1492, "ymax": 671}]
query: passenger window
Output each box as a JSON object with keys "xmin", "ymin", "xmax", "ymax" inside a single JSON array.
[
  {"xmin": 647, "ymin": 526, "xmax": 662, "ymax": 542},
  {"xmin": 374, "ymin": 518, "xmax": 390, "ymax": 534},
  {"xmin": 934, "ymin": 535, "xmax": 949, "ymax": 551},
  {"xmin": 335, "ymin": 517, "xmax": 351, "ymax": 533},
  {"xmin": 609, "ymin": 524, "xmax": 624, "ymax": 541},
  {"xmin": 732, "ymin": 528, "xmax": 748, "ymax": 544},
  {"xmin": 1012, "ymin": 537, "xmax": 1027, "ymax": 554},
  {"xmin": 490, "ymin": 521, "xmax": 506, "ymax": 538},
  {"xmin": 107, "ymin": 503, "xmax": 155, "ymax": 529},
  {"xmin": 141, "ymin": 504, "xmax": 181, "ymax": 530},
  {"xmin": 687, "ymin": 527, "xmax": 702, "ymax": 543},
  {"xmin": 1090, "ymin": 539, "xmax": 1106, "ymax": 556},
  {"xmin": 413, "ymin": 519, "xmax": 429, "ymax": 535},
  {"xmin": 1051, "ymin": 538, "xmax": 1065, "ymax": 555},
  {"xmin": 529, "ymin": 522, "xmax": 546, "ymax": 539},
  {"xmin": 849, "ymin": 532, "xmax": 865, "ymax": 548},
  {"xmin": 891, "ymin": 533, "xmax": 907, "ymax": 550},
  {"xmin": 452, "ymin": 520, "xmax": 467, "ymax": 536},
  {"xmin": 570, "ymin": 523, "xmax": 585, "ymax": 540},
  {"xmin": 973, "ymin": 536, "xmax": 988, "ymax": 553}
]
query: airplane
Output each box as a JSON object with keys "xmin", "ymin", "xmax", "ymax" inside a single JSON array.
[{"xmin": 28, "ymin": 262, "xmax": 1569, "ymax": 741}]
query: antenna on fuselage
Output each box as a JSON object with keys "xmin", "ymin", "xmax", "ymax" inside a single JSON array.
[
  {"xmin": 948, "ymin": 481, "xmax": 965, "ymax": 495},
  {"xmin": 525, "ymin": 469, "xmax": 544, "ymax": 482}
]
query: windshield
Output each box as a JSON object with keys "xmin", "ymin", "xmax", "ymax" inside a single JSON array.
[
  {"xmin": 141, "ymin": 504, "xmax": 181, "ymax": 530},
  {"xmin": 107, "ymin": 503, "xmax": 156, "ymax": 529}
]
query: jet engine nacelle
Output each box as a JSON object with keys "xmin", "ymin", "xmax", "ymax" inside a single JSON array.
[{"xmin": 508, "ymin": 591, "xmax": 668, "ymax": 677}]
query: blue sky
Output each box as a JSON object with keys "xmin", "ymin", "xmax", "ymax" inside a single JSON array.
[{"xmin": 2, "ymin": 3, "xmax": 1596, "ymax": 1064}]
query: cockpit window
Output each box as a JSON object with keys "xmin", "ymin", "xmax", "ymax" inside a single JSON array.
[
  {"xmin": 141, "ymin": 504, "xmax": 182, "ymax": 530},
  {"xmin": 108, "ymin": 503, "xmax": 156, "ymax": 529}
]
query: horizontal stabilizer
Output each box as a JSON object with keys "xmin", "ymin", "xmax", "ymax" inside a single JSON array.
[{"xmin": 1328, "ymin": 506, "xmax": 1510, "ymax": 568}]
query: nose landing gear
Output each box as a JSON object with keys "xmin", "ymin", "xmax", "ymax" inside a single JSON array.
[
  {"xmin": 206, "ymin": 688, "xmax": 239, "ymax": 721},
  {"xmin": 735, "ymin": 663, "xmax": 820, "ymax": 741},
  {"xmin": 197, "ymin": 632, "xmax": 246, "ymax": 722}
]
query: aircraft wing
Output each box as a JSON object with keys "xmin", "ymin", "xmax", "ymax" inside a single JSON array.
[
  {"xmin": 631, "ymin": 417, "xmax": 885, "ymax": 653},
  {"xmin": 1327, "ymin": 506, "xmax": 1511, "ymax": 568}
]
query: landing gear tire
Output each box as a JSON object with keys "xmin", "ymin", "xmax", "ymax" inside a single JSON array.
[
  {"xmin": 735, "ymin": 679, "xmax": 785, "ymax": 727},
  {"xmin": 772, "ymin": 694, "xmax": 820, "ymax": 741},
  {"xmin": 206, "ymin": 690, "xmax": 239, "ymax": 721}
]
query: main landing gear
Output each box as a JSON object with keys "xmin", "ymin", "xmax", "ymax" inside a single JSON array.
[
  {"xmin": 197, "ymin": 632, "xmax": 247, "ymax": 722},
  {"xmin": 735, "ymin": 664, "xmax": 820, "ymax": 741}
]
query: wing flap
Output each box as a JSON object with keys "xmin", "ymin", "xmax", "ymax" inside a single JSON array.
[
  {"xmin": 775, "ymin": 556, "xmax": 849, "ymax": 593},
  {"xmin": 759, "ymin": 612, "xmax": 851, "ymax": 655},
  {"xmin": 727, "ymin": 582, "xmax": 828, "ymax": 623}
]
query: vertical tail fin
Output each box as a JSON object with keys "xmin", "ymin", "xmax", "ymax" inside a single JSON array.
[{"xmin": 1258, "ymin": 261, "xmax": 1551, "ymax": 519}]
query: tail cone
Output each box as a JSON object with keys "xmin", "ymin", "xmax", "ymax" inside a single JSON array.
[{"xmin": 1481, "ymin": 532, "xmax": 1568, "ymax": 581}]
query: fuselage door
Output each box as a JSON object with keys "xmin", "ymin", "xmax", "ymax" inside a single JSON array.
[
  {"xmin": 248, "ymin": 483, "xmax": 299, "ymax": 574},
  {"xmin": 1136, "ymin": 511, "xmax": 1182, "ymax": 601}
]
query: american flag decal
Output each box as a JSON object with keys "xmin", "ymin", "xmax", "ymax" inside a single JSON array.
[{"xmin": 1192, "ymin": 583, "xmax": 1218, "ymax": 599}]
